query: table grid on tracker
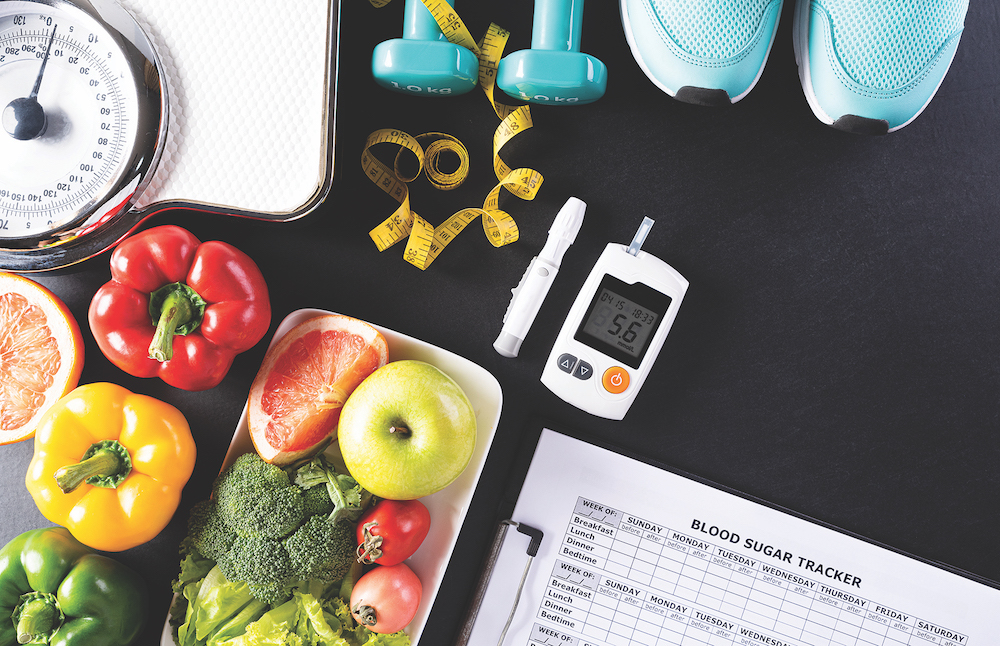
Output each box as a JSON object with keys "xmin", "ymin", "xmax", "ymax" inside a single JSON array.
[{"xmin": 532, "ymin": 497, "xmax": 967, "ymax": 646}]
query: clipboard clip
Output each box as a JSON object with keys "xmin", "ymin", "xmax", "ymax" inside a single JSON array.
[{"xmin": 456, "ymin": 520, "xmax": 544, "ymax": 646}]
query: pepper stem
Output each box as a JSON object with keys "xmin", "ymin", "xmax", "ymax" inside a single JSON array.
[
  {"xmin": 147, "ymin": 282, "xmax": 207, "ymax": 362},
  {"xmin": 53, "ymin": 439, "xmax": 133, "ymax": 492},
  {"xmin": 14, "ymin": 592, "xmax": 62, "ymax": 644}
]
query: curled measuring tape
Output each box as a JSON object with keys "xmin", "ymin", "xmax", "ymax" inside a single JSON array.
[
  {"xmin": 364, "ymin": 128, "xmax": 536, "ymax": 270},
  {"xmin": 365, "ymin": 1, "xmax": 544, "ymax": 270}
]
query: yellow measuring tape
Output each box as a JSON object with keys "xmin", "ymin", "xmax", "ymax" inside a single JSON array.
[{"xmin": 364, "ymin": 0, "xmax": 543, "ymax": 270}]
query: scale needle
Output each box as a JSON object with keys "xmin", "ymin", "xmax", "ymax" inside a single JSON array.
[{"xmin": 2, "ymin": 25, "xmax": 58, "ymax": 140}]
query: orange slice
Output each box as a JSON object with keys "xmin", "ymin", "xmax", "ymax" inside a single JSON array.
[
  {"xmin": 248, "ymin": 314, "xmax": 388, "ymax": 466},
  {"xmin": 0, "ymin": 273, "xmax": 84, "ymax": 444}
]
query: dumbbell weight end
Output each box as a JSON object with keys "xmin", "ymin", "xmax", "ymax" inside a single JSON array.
[
  {"xmin": 497, "ymin": 0, "xmax": 607, "ymax": 105},
  {"xmin": 372, "ymin": 0, "xmax": 479, "ymax": 97}
]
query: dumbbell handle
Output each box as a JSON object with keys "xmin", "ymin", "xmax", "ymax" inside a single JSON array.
[
  {"xmin": 404, "ymin": 0, "xmax": 454, "ymax": 42},
  {"xmin": 532, "ymin": 0, "xmax": 585, "ymax": 52}
]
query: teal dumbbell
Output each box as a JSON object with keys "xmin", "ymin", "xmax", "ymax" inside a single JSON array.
[
  {"xmin": 497, "ymin": 0, "xmax": 607, "ymax": 105},
  {"xmin": 371, "ymin": 0, "xmax": 479, "ymax": 97}
]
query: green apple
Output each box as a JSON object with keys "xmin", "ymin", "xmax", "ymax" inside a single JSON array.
[{"xmin": 337, "ymin": 359, "xmax": 477, "ymax": 499}]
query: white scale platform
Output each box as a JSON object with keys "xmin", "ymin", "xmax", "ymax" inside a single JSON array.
[{"xmin": 122, "ymin": 0, "xmax": 339, "ymax": 219}]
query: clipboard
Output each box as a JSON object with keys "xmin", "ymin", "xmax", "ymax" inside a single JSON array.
[{"xmin": 457, "ymin": 423, "xmax": 1000, "ymax": 646}]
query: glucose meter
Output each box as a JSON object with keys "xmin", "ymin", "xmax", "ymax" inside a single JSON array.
[{"xmin": 541, "ymin": 217, "xmax": 688, "ymax": 419}]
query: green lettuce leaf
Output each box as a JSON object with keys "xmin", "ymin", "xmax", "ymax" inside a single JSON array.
[
  {"xmin": 175, "ymin": 576, "xmax": 205, "ymax": 646},
  {"xmin": 293, "ymin": 592, "xmax": 341, "ymax": 644},
  {"xmin": 193, "ymin": 566, "xmax": 259, "ymax": 642},
  {"xmin": 174, "ymin": 548, "xmax": 216, "ymax": 595},
  {"xmin": 215, "ymin": 599, "xmax": 298, "ymax": 646},
  {"xmin": 356, "ymin": 631, "xmax": 411, "ymax": 646}
]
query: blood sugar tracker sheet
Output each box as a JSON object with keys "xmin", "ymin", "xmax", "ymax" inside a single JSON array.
[{"xmin": 461, "ymin": 429, "xmax": 1000, "ymax": 646}]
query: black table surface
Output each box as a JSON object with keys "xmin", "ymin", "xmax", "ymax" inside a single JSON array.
[{"xmin": 3, "ymin": 1, "xmax": 1000, "ymax": 644}]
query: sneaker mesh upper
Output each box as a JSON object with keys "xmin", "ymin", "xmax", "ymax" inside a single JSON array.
[
  {"xmin": 818, "ymin": 0, "xmax": 967, "ymax": 90},
  {"xmin": 650, "ymin": 0, "xmax": 773, "ymax": 59}
]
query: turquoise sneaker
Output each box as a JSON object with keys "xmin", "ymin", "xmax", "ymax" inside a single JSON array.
[
  {"xmin": 620, "ymin": 0, "xmax": 785, "ymax": 106},
  {"xmin": 793, "ymin": 0, "xmax": 970, "ymax": 134}
]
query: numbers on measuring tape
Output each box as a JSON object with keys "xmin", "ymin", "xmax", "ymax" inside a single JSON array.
[
  {"xmin": 364, "ymin": 2, "xmax": 545, "ymax": 270},
  {"xmin": 363, "ymin": 127, "xmax": 536, "ymax": 270}
]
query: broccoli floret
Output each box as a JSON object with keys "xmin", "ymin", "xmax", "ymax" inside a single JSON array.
[
  {"xmin": 246, "ymin": 486, "xmax": 305, "ymax": 539},
  {"xmin": 188, "ymin": 500, "xmax": 234, "ymax": 561},
  {"xmin": 301, "ymin": 482, "xmax": 335, "ymax": 518},
  {"xmin": 227, "ymin": 533, "xmax": 294, "ymax": 605},
  {"xmin": 283, "ymin": 515, "xmax": 355, "ymax": 583},
  {"xmin": 186, "ymin": 498, "xmax": 214, "ymax": 536},
  {"xmin": 209, "ymin": 452, "xmax": 306, "ymax": 540},
  {"xmin": 182, "ymin": 499, "xmax": 213, "ymax": 554},
  {"xmin": 180, "ymin": 452, "xmax": 372, "ymax": 605}
]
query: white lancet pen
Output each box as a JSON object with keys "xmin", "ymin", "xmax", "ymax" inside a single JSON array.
[{"xmin": 494, "ymin": 197, "xmax": 587, "ymax": 358}]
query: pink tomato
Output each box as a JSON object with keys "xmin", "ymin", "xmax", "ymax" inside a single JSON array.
[{"xmin": 350, "ymin": 563, "xmax": 422, "ymax": 634}]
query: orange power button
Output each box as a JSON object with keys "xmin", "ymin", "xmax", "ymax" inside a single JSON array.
[{"xmin": 602, "ymin": 366, "xmax": 630, "ymax": 394}]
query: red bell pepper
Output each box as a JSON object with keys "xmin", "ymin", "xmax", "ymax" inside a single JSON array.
[{"xmin": 88, "ymin": 225, "xmax": 271, "ymax": 391}]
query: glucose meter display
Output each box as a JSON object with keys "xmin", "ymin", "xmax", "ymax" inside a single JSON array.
[{"xmin": 575, "ymin": 274, "xmax": 673, "ymax": 369}]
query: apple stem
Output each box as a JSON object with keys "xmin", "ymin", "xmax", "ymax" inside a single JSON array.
[{"xmin": 388, "ymin": 425, "xmax": 411, "ymax": 438}]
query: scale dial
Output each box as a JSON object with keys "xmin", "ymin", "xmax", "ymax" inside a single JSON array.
[{"xmin": 0, "ymin": 0, "xmax": 165, "ymax": 271}]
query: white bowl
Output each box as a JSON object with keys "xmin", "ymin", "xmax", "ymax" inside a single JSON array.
[{"xmin": 162, "ymin": 308, "xmax": 503, "ymax": 645}]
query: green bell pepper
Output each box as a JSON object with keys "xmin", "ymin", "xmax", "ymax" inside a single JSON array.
[{"xmin": 0, "ymin": 527, "xmax": 147, "ymax": 646}]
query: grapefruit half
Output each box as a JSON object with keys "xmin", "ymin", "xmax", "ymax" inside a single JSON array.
[
  {"xmin": 248, "ymin": 314, "xmax": 388, "ymax": 466},
  {"xmin": 0, "ymin": 273, "xmax": 84, "ymax": 444}
]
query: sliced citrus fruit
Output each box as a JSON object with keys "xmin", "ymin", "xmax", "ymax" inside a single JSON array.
[
  {"xmin": 248, "ymin": 314, "xmax": 388, "ymax": 466},
  {"xmin": 0, "ymin": 272, "xmax": 84, "ymax": 445}
]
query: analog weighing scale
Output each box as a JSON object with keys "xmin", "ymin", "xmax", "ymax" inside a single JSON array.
[{"xmin": 0, "ymin": 0, "xmax": 341, "ymax": 271}]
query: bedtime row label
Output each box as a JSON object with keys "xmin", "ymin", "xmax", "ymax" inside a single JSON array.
[{"xmin": 528, "ymin": 497, "xmax": 968, "ymax": 646}]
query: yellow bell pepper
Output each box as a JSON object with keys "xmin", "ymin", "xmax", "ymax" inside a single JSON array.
[{"xmin": 25, "ymin": 382, "xmax": 197, "ymax": 552}]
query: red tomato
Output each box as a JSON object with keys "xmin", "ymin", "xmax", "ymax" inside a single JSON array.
[
  {"xmin": 350, "ymin": 563, "xmax": 423, "ymax": 634},
  {"xmin": 356, "ymin": 499, "xmax": 431, "ymax": 566}
]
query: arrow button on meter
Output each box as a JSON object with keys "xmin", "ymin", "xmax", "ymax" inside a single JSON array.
[
  {"xmin": 572, "ymin": 361, "xmax": 593, "ymax": 380},
  {"xmin": 602, "ymin": 366, "xmax": 630, "ymax": 394},
  {"xmin": 557, "ymin": 353, "xmax": 578, "ymax": 373}
]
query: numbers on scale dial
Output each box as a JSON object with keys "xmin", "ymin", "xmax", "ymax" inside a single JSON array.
[{"xmin": 0, "ymin": 4, "xmax": 136, "ymax": 237}]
